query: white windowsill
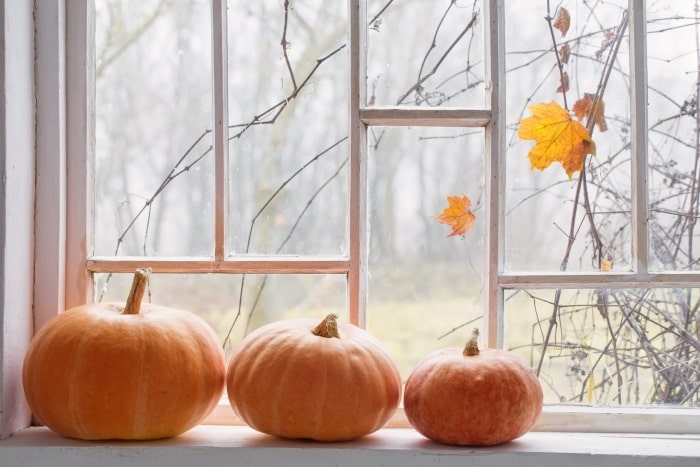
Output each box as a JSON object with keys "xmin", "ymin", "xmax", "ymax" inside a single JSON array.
[{"xmin": 1, "ymin": 425, "xmax": 698, "ymax": 467}]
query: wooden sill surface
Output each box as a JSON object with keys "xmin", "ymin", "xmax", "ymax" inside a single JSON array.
[{"xmin": 1, "ymin": 425, "xmax": 699, "ymax": 467}]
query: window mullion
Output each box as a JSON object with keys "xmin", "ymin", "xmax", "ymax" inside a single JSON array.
[
  {"xmin": 65, "ymin": 0, "xmax": 95, "ymax": 309},
  {"xmin": 485, "ymin": 0, "xmax": 506, "ymax": 349},
  {"xmin": 348, "ymin": 0, "xmax": 367, "ymax": 327},
  {"xmin": 629, "ymin": 0, "xmax": 649, "ymax": 274},
  {"xmin": 35, "ymin": 0, "xmax": 67, "ymax": 328},
  {"xmin": 211, "ymin": 0, "xmax": 229, "ymax": 262}
]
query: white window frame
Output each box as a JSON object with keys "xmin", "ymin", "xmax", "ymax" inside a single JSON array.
[{"xmin": 1, "ymin": 0, "xmax": 699, "ymax": 439}]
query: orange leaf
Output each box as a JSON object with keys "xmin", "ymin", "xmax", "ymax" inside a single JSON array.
[
  {"xmin": 434, "ymin": 195, "xmax": 476, "ymax": 237},
  {"xmin": 553, "ymin": 7, "xmax": 571, "ymax": 36},
  {"xmin": 518, "ymin": 101, "xmax": 596, "ymax": 179},
  {"xmin": 573, "ymin": 93, "xmax": 608, "ymax": 132}
]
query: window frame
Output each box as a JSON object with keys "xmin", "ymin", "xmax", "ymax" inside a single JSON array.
[
  {"xmin": 13, "ymin": 0, "xmax": 700, "ymax": 437},
  {"xmin": 81, "ymin": 1, "xmax": 504, "ymax": 329}
]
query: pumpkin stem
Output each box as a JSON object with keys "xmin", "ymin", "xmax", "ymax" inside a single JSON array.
[
  {"xmin": 122, "ymin": 268, "xmax": 150, "ymax": 315},
  {"xmin": 311, "ymin": 313, "xmax": 341, "ymax": 339},
  {"xmin": 463, "ymin": 328, "xmax": 480, "ymax": 356}
]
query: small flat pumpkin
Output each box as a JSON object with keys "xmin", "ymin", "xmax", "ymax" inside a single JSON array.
[{"xmin": 404, "ymin": 328, "xmax": 543, "ymax": 446}]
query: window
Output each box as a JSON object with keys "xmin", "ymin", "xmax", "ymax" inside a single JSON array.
[
  {"xmin": 26, "ymin": 0, "xmax": 700, "ymax": 437},
  {"xmin": 89, "ymin": 0, "xmax": 490, "ymax": 390}
]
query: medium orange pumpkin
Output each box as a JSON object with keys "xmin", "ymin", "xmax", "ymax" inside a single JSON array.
[
  {"xmin": 227, "ymin": 313, "xmax": 401, "ymax": 441},
  {"xmin": 22, "ymin": 269, "xmax": 226, "ymax": 440},
  {"xmin": 403, "ymin": 328, "xmax": 543, "ymax": 446}
]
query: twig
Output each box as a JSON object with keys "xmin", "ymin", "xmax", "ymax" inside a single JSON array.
[
  {"xmin": 222, "ymin": 143, "xmax": 349, "ymax": 348},
  {"xmin": 544, "ymin": 2, "xmax": 569, "ymax": 110},
  {"xmin": 396, "ymin": 13, "xmax": 479, "ymax": 105},
  {"xmin": 437, "ymin": 315, "xmax": 483, "ymax": 340},
  {"xmin": 417, "ymin": 1, "xmax": 457, "ymax": 87},
  {"xmin": 228, "ymin": 44, "xmax": 346, "ymax": 139},
  {"xmin": 239, "ymin": 156, "xmax": 349, "ymax": 337},
  {"xmin": 280, "ymin": 0, "xmax": 298, "ymax": 91}
]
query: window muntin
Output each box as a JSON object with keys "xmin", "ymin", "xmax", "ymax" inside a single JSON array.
[{"xmin": 88, "ymin": 0, "xmax": 700, "ymax": 424}]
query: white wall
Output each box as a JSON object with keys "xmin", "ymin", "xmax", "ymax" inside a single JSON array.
[{"xmin": 0, "ymin": 0, "xmax": 36, "ymax": 439}]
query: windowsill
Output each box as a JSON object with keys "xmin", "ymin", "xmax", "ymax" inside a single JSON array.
[{"xmin": 1, "ymin": 425, "xmax": 699, "ymax": 467}]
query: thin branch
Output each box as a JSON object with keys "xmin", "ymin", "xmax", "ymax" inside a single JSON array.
[
  {"xmin": 242, "ymin": 137, "xmax": 347, "ymax": 254},
  {"xmin": 280, "ymin": 0, "xmax": 298, "ymax": 91},
  {"xmin": 222, "ymin": 142, "xmax": 349, "ymax": 348},
  {"xmin": 395, "ymin": 12, "xmax": 479, "ymax": 105},
  {"xmin": 544, "ymin": 2, "xmax": 569, "ymax": 110},
  {"xmin": 227, "ymin": 44, "xmax": 346, "ymax": 139}
]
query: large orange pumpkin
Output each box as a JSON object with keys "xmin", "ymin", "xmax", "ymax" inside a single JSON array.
[
  {"xmin": 22, "ymin": 269, "xmax": 226, "ymax": 440},
  {"xmin": 227, "ymin": 313, "xmax": 401, "ymax": 441},
  {"xmin": 403, "ymin": 328, "xmax": 543, "ymax": 446}
]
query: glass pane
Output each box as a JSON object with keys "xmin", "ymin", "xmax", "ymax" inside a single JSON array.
[
  {"xmin": 366, "ymin": 0, "xmax": 485, "ymax": 107},
  {"xmin": 505, "ymin": 1, "xmax": 631, "ymax": 272},
  {"xmin": 95, "ymin": 1, "xmax": 213, "ymax": 257},
  {"xmin": 647, "ymin": 2, "xmax": 700, "ymax": 271},
  {"xmin": 95, "ymin": 272, "xmax": 346, "ymax": 357},
  {"xmin": 367, "ymin": 127, "xmax": 485, "ymax": 379},
  {"xmin": 227, "ymin": 1, "xmax": 348, "ymax": 255},
  {"xmin": 505, "ymin": 288, "xmax": 700, "ymax": 407}
]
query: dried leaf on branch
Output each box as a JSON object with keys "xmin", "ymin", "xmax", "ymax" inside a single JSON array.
[
  {"xmin": 553, "ymin": 7, "xmax": 571, "ymax": 36},
  {"xmin": 557, "ymin": 71, "xmax": 570, "ymax": 93},
  {"xmin": 559, "ymin": 43, "xmax": 571, "ymax": 64},
  {"xmin": 573, "ymin": 93, "xmax": 608, "ymax": 132}
]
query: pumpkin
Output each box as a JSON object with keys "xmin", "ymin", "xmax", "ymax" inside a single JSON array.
[
  {"xmin": 226, "ymin": 313, "xmax": 401, "ymax": 441},
  {"xmin": 22, "ymin": 268, "xmax": 226, "ymax": 440},
  {"xmin": 403, "ymin": 328, "xmax": 543, "ymax": 446}
]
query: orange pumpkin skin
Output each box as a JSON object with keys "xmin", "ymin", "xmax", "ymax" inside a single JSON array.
[
  {"xmin": 22, "ymin": 286, "xmax": 226, "ymax": 440},
  {"xmin": 227, "ymin": 314, "xmax": 401, "ymax": 441},
  {"xmin": 404, "ymin": 331, "xmax": 543, "ymax": 446}
]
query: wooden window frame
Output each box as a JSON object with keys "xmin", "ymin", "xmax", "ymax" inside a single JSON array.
[{"xmin": 18, "ymin": 0, "xmax": 700, "ymax": 436}]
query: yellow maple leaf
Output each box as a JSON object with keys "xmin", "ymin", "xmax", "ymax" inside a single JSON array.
[
  {"xmin": 518, "ymin": 101, "xmax": 596, "ymax": 179},
  {"xmin": 434, "ymin": 195, "xmax": 476, "ymax": 237}
]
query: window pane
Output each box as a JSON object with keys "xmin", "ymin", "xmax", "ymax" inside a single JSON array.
[
  {"xmin": 366, "ymin": 127, "xmax": 485, "ymax": 378},
  {"xmin": 95, "ymin": 0, "xmax": 213, "ymax": 257},
  {"xmin": 226, "ymin": 1, "xmax": 348, "ymax": 255},
  {"xmin": 95, "ymin": 272, "xmax": 346, "ymax": 355},
  {"xmin": 505, "ymin": 288, "xmax": 700, "ymax": 407},
  {"xmin": 366, "ymin": 0, "xmax": 485, "ymax": 107},
  {"xmin": 505, "ymin": 1, "xmax": 631, "ymax": 272},
  {"xmin": 647, "ymin": 1, "xmax": 700, "ymax": 271}
]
